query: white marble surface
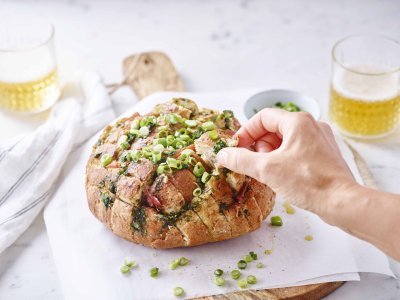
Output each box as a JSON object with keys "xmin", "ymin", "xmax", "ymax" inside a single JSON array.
[{"xmin": 0, "ymin": 0, "xmax": 399, "ymax": 299}]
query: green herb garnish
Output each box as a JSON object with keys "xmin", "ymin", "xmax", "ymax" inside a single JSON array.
[
  {"xmin": 173, "ymin": 287, "xmax": 184, "ymax": 297},
  {"xmin": 213, "ymin": 139, "xmax": 227, "ymax": 154},
  {"xmin": 271, "ymin": 215, "xmax": 283, "ymax": 226},
  {"xmin": 120, "ymin": 259, "xmax": 136, "ymax": 274},
  {"xmin": 149, "ymin": 267, "xmax": 159, "ymax": 278},
  {"xmin": 273, "ymin": 101, "xmax": 301, "ymax": 112},
  {"xmin": 237, "ymin": 260, "xmax": 247, "ymax": 269}
]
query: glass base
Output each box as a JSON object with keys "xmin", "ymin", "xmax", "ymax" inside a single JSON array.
[{"xmin": 331, "ymin": 122, "xmax": 400, "ymax": 140}]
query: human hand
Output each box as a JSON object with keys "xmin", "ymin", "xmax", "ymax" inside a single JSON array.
[{"xmin": 217, "ymin": 108, "xmax": 357, "ymax": 221}]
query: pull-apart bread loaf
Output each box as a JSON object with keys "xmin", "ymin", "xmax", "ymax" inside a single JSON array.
[{"xmin": 85, "ymin": 99, "xmax": 275, "ymax": 248}]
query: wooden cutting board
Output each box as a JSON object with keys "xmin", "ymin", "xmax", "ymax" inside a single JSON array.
[{"xmin": 109, "ymin": 51, "xmax": 364, "ymax": 300}]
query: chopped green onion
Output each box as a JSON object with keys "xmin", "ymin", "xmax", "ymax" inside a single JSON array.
[
  {"xmin": 230, "ymin": 269, "xmax": 241, "ymax": 280},
  {"xmin": 179, "ymin": 257, "xmax": 190, "ymax": 266},
  {"xmin": 157, "ymin": 163, "xmax": 171, "ymax": 174},
  {"xmin": 271, "ymin": 216, "xmax": 283, "ymax": 227},
  {"xmin": 168, "ymin": 113, "xmax": 183, "ymax": 124},
  {"xmin": 130, "ymin": 128, "xmax": 140, "ymax": 137},
  {"xmin": 179, "ymin": 134, "xmax": 191, "ymax": 141},
  {"xmin": 153, "ymin": 143, "xmax": 165, "ymax": 153},
  {"xmin": 154, "ymin": 137, "xmax": 167, "ymax": 147},
  {"xmin": 249, "ymin": 251, "xmax": 258, "ymax": 260},
  {"xmin": 166, "ymin": 135, "xmax": 175, "ymax": 145},
  {"xmin": 118, "ymin": 135, "xmax": 130, "ymax": 150},
  {"xmin": 169, "ymin": 258, "xmax": 180, "ymax": 270},
  {"xmin": 181, "ymin": 149, "xmax": 194, "ymax": 156},
  {"xmin": 256, "ymin": 262, "xmax": 263, "ymax": 268},
  {"xmin": 247, "ymin": 275, "xmax": 257, "ymax": 284},
  {"xmin": 149, "ymin": 267, "xmax": 159, "ymax": 278},
  {"xmin": 201, "ymin": 172, "xmax": 211, "ymax": 183},
  {"xmin": 193, "ymin": 162, "xmax": 205, "ymax": 177},
  {"xmin": 120, "ymin": 265, "xmax": 131, "ymax": 274},
  {"xmin": 237, "ymin": 279, "xmax": 248, "ymax": 289},
  {"xmin": 131, "ymin": 150, "xmax": 142, "ymax": 162},
  {"xmin": 167, "ymin": 157, "xmax": 179, "ymax": 169},
  {"xmin": 244, "ymin": 254, "xmax": 253, "ymax": 263},
  {"xmin": 100, "ymin": 154, "xmax": 113, "ymax": 167},
  {"xmin": 174, "ymin": 140, "xmax": 186, "ymax": 149},
  {"xmin": 131, "ymin": 119, "xmax": 140, "ymax": 130},
  {"xmin": 178, "ymin": 128, "xmax": 189, "ymax": 135},
  {"xmin": 208, "ymin": 130, "xmax": 219, "ymax": 140},
  {"xmin": 152, "ymin": 151, "xmax": 162, "ymax": 163},
  {"xmin": 188, "ymin": 157, "xmax": 197, "ymax": 166},
  {"xmin": 237, "ymin": 260, "xmax": 247, "ymax": 270},
  {"xmin": 157, "ymin": 130, "xmax": 168, "ymax": 138},
  {"xmin": 173, "ymin": 287, "xmax": 184, "ymax": 297},
  {"xmin": 264, "ymin": 249, "xmax": 273, "ymax": 255},
  {"xmin": 202, "ymin": 121, "xmax": 216, "ymax": 131},
  {"xmin": 120, "ymin": 259, "xmax": 135, "ymax": 274},
  {"xmin": 193, "ymin": 187, "xmax": 202, "ymax": 197},
  {"xmin": 214, "ymin": 269, "xmax": 224, "ymax": 276},
  {"xmin": 140, "ymin": 116, "xmax": 156, "ymax": 127},
  {"xmin": 142, "ymin": 147, "xmax": 153, "ymax": 158},
  {"xmin": 214, "ymin": 277, "xmax": 225, "ymax": 286},
  {"xmin": 139, "ymin": 126, "xmax": 150, "ymax": 137},
  {"xmin": 185, "ymin": 119, "xmax": 197, "ymax": 127}
]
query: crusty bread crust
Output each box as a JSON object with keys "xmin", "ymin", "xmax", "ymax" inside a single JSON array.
[{"xmin": 85, "ymin": 99, "xmax": 275, "ymax": 248}]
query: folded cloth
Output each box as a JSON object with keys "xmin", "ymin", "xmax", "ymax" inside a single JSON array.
[{"xmin": 0, "ymin": 71, "xmax": 115, "ymax": 254}]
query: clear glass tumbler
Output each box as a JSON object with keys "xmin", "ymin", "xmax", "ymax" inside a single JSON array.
[
  {"xmin": 329, "ymin": 34, "xmax": 400, "ymax": 138},
  {"xmin": 0, "ymin": 14, "xmax": 60, "ymax": 113}
]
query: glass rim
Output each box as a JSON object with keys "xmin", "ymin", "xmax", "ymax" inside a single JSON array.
[
  {"xmin": 0, "ymin": 14, "xmax": 55, "ymax": 53},
  {"xmin": 332, "ymin": 34, "xmax": 400, "ymax": 76}
]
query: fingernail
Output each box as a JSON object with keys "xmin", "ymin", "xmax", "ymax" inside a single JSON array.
[{"xmin": 217, "ymin": 150, "xmax": 227, "ymax": 164}]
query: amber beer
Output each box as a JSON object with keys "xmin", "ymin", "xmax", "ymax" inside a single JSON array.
[
  {"xmin": 330, "ymin": 65, "xmax": 400, "ymax": 136},
  {"xmin": 0, "ymin": 14, "xmax": 60, "ymax": 113},
  {"xmin": 329, "ymin": 35, "xmax": 400, "ymax": 138}
]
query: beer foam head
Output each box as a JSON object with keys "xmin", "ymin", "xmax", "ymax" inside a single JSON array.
[{"xmin": 332, "ymin": 64, "xmax": 399, "ymax": 101}]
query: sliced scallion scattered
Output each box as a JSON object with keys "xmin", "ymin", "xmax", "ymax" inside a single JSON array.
[
  {"xmin": 214, "ymin": 277, "xmax": 225, "ymax": 286},
  {"xmin": 271, "ymin": 216, "xmax": 283, "ymax": 227},
  {"xmin": 193, "ymin": 162, "xmax": 205, "ymax": 177},
  {"xmin": 169, "ymin": 258, "xmax": 180, "ymax": 270},
  {"xmin": 139, "ymin": 126, "xmax": 150, "ymax": 137},
  {"xmin": 247, "ymin": 275, "xmax": 257, "ymax": 284},
  {"xmin": 149, "ymin": 267, "xmax": 159, "ymax": 278},
  {"xmin": 208, "ymin": 130, "xmax": 219, "ymax": 140},
  {"xmin": 173, "ymin": 287, "xmax": 184, "ymax": 297},
  {"xmin": 201, "ymin": 172, "xmax": 211, "ymax": 183},
  {"xmin": 237, "ymin": 279, "xmax": 248, "ymax": 289},
  {"xmin": 193, "ymin": 187, "xmax": 202, "ymax": 197},
  {"xmin": 249, "ymin": 251, "xmax": 258, "ymax": 260},
  {"xmin": 100, "ymin": 154, "xmax": 113, "ymax": 167},
  {"xmin": 237, "ymin": 260, "xmax": 247, "ymax": 270},
  {"xmin": 256, "ymin": 262, "xmax": 263, "ymax": 268},
  {"xmin": 230, "ymin": 269, "xmax": 241, "ymax": 280},
  {"xmin": 214, "ymin": 269, "xmax": 224, "ymax": 277},
  {"xmin": 185, "ymin": 119, "xmax": 197, "ymax": 127},
  {"xmin": 202, "ymin": 121, "xmax": 216, "ymax": 131},
  {"xmin": 244, "ymin": 254, "xmax": 253, "ymax": 263},
  {"xmin": 179, "ymin": 257, "xmax": 190, "ymax": 266}
]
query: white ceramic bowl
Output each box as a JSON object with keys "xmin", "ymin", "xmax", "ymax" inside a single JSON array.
[{"xmin": 244, "ymin": 89, "xmax": 321, "ymax": 120}]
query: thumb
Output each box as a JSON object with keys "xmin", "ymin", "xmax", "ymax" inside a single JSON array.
[{"xmin": 216, "ymin": 147, "xmax": 269, "ymax": 181}]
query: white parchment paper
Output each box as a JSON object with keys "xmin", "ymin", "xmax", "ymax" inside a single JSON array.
[{"xmin": 44, "ymin": 90, "xmax": 394, "ymax": 300}]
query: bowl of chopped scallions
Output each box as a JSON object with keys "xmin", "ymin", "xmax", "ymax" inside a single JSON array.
[{"xmin": 244, "ymin": 89, "xmax": 320, "ymax": 120}]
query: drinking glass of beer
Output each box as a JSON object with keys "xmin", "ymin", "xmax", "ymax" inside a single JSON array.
[
  {"xmin": 0, "ymin": 14, "xmax": 60, "ymax": 113},
  {"xmin": 329, "ymin": 35, "xmax": 400, "ymax": 138}
]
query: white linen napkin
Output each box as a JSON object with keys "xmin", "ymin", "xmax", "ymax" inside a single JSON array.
[{"xmin": 0, "ymin": 71, "xmax": 115, "ymax": 254}]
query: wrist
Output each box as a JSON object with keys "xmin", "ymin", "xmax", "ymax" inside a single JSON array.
[{"xmin": 321, "ymin": 178, "xmax": 364, "ymax": 228}]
